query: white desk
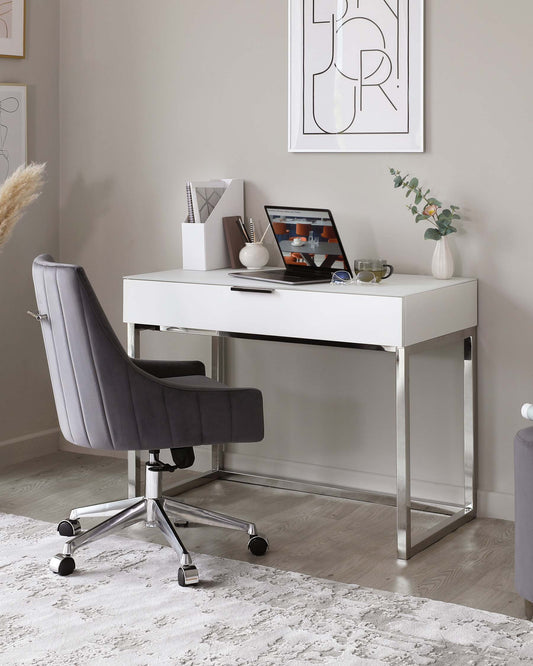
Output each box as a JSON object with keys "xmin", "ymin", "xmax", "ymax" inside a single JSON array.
[{"xmin": 123, "ymin": 269, "xmax": 477, "ymax": 559}]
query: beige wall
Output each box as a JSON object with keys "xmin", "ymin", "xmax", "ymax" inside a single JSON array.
[
  {"xmin": 55, "ymin": 0, "xmax": 533, "ymax": 518},
  {"xmin": 0, "ymin": 0, "xmax": 60, "ymax": 464}
]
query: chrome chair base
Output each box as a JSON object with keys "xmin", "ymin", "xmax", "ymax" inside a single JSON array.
[{"xmin": 50, "ymin": 455, "xmax": 268, "ymax": 586}]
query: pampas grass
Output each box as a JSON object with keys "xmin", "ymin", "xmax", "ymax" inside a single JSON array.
[{"xmin": 0, "ymin": 163, "xmax": 46, "ymax": 251}]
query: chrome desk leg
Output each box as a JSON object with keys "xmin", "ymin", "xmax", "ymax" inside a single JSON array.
[
  {"xmin": 464, "ymin": 330, "xmax": 477, "ymax": 514},
  {"xmin": 396, "ymin": 328, "xmax": 477, "ymax": 560},
  {"xmin": 396, "ymin": 346, "xmax": 411, "ymax": 559},
  {"xmin": 211, "ymin": 335, "xmax": 225, "ymax": 472},
  {"xmin": 127, "ymin": 323, "xmax": 144, "ymax": 498}
]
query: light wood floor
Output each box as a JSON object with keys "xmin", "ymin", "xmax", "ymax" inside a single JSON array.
[{"xmin": 0, "ymin": 451, "xmax": 524, "ymax": 619}]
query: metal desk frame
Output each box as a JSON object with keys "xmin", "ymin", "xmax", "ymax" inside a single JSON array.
[{"xmin": 126, "ymin": 323, "xmax": 477, "ymax": 560}]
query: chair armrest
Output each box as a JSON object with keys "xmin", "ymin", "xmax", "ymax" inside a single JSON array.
[{"xmin": 132, "ymin": 359, "xmax": 206, "ymax": 379}]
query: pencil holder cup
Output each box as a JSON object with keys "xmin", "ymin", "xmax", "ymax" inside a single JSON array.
[{"xmin": 239, "ymin": 243, "xmax": 269, "ymax": 270}]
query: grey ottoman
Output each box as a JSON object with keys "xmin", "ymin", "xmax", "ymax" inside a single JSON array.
[{"xmin": 515, "ymin": 425, "xmax": 533, "ymax": 619}]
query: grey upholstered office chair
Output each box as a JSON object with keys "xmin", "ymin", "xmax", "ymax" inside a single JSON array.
[{"xmin": 30, "ymin": 255, "xmax": 267, "ymax": 586}]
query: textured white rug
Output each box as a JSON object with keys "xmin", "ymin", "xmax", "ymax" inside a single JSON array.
[{"xmin": 1, "ymin": 512, "xmax": 532, "ymax": 665}]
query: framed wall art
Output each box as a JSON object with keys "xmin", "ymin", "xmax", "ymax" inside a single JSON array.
[
  {"xmin": 0, "ymin": 0, "xmax": 25, "ymax": 58},
  {"xmin": 289, "ymin": 0, "xmax": 424, "ymax": 152},
  {"xmin": 0, "ymin": 84, "xmax": 27, "ymax": 183}
]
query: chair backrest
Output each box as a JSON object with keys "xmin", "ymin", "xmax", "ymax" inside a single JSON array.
[{"xmin": 32, "ymin": 254, "xmax": 137, "ymax": 451}]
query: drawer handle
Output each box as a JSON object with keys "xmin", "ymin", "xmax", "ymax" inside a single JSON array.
[{"xmin": 230, "ymin": 286, "xmax": 274, "ymax": 294}]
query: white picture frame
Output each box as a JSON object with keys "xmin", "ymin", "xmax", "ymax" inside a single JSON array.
[
  {"xmin": 0, "ymin": 84, "xmax": 27, "ymax": 184},
  {"xmin": 0, "ymin": 0, "xmax": 25, "ymax": 58},
  {"xmin": 289, "ymin": 0, "xmax": 424, "ymax": 153}
]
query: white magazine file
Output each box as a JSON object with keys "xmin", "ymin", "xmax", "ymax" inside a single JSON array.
[{"xmin": 181, "ymin": 178, "xmax": 244, "ymax": 270}]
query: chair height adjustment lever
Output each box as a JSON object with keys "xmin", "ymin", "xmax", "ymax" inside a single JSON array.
[
  {"xmin": 27, "ymin": 310, "xmax": 48, "ymax": 322},
  {"xmin": 147, "ymin": 460, "xmax": 177, "ymax": 473},
  {"xmin": 147, "ymin": 451, "xmax": 177, "ymax": 473}
]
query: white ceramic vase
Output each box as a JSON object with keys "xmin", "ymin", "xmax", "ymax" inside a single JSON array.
[
  {"xmin": 239, "ymin": 242, "xmax": 269, "ymax": 270},
  {"xmin": 431, "ymin": 236, "xmax": 454, "ymax": 279}
]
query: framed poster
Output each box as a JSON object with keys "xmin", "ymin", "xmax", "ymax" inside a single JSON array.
[
  {"xmin": 289, "ymin": 0, "xmax": 424, "ymax": 152},
  {"xmin": 0, "ymin": 0, "xmax": 25, "ymax": 58},
  {"xmin": 0, "ymin": 84, "xmax": 26, "ymax": 184}
]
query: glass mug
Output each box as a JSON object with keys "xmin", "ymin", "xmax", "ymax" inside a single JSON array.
[{"xmin": 354, "ymin": 259, "xmax": 394, "ymax": 284}]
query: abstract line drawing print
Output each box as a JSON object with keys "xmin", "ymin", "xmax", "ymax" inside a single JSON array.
[
  {"xmin": 0, "ymin": 1, "xmax": 13, "ymax": 38},
  {"xmin": 0, "ymin": 95, "xmax": 20, "ymax": 181},
  {"xmin": 304, "ymin": 0, "xmax": 409, "ymax": 136},
  {"xmin": 0, "ymin": 85, "xmax": 25, "ymax": 183},
  {"xmin": 194, "ymin": 187, "xmax": 226, "ymax": 223},
  {"xmin": 289, "ymin": 0, "xmax": 423, "ymax": 151}
]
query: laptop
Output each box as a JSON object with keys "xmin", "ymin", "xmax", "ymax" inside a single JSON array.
[{"xmin": 229, "ymin": 206, "xmax": 352, "ymax": 285}]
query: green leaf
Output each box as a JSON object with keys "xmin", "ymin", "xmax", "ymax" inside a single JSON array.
[
  {"xmin": 443, "ymin": 225, "xmax": 457, "ymax": 235},
  {"xmin": 389, "ymin": 168, "xmax": 396, "ymax": 175},
  {"xmin": 439, "ymin": 208, "xmax": 452, "ymax": 218},
  {"xmin": 424, "ymin": 228, "xmax": 442, "ymax": 241},
  {"xmin": 405, "ymin": 188, "xmax": 412, "ymax": 197},
  {"xmin": 427, "ymin": 198, "xmax": 442, "ymax": 207},
  {"xmin": 394, "ymin": 175, "xmax": 403, "ymax": 188},
  {"xmin": 415, "ymin": 193, "xmax": 422, "ymax": 205},
  {"xmin": 409, "ymin": 178, "xmax": 419, "ymax": 188},
  {"xmin": 452, "ymin": 214, "xmax": 461, "ymax": 219},
  {"xmin": 415, "ymin": 214, "xmax": 428, "ymax": 223},
  {"xmin": 450, "ymin": 205, "xmax": 459, "ymax": 211},
  {"xmin": 411, "ymin": 205, "xmax": 418, "ymax": 214}
]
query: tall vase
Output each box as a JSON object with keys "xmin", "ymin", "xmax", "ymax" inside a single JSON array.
[{"xmin": 431, "ymin": 236, "xmax": 454, "ymax": 279}]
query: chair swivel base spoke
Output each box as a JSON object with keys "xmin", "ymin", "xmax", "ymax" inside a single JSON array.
[
  {"xmin": 163, "ymin": 496, "xmax": 258, "ymax": 535},
  {"xmin": 50, "ymin": 454, "xmax": 268, "ymax": 585},
  {"xmin": 163, "ymin": 496, "xmax": 269, "ymax": 556},
  {"xmin": 69, "ymin": 497, "xmax": 144, "ymax": 521}
]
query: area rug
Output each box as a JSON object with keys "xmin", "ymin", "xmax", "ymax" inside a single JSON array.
[{"xmin": 1, "ymin": 513, "xmax": 532, "ymax": 665}]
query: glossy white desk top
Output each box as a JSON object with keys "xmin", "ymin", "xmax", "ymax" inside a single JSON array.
[
  {"xmin": 124, "ymin": 269, "xmax": 477, "ymax": 348},
  {"xmin": 125, "ymin": 268, "xmax": 476, "ymax": 299}
]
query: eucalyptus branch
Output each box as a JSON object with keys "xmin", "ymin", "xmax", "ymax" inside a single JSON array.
[{"xmin": 389, "ymin": 168, "xmax": 461, "ymax": 241}]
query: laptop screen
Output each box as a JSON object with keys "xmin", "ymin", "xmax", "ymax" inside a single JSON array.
[{"xmin": 264, "ymin": 206, "xmax": 351, "ymax": 275}]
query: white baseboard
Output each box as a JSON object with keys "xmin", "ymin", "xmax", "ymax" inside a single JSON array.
[
  {"xmin": 223, "ymin": 451, "xmax": 515, "ymax": 521},
  {"xmin": 49, "ymin": 443, "xmax": 517, "ymax": 521},
  {"xmin": 477, "ymin": 490, "xmax": 515, "ymax": 521},
  {"xmin": 0, "ymin": 428, "xmax": 60, "ymax": 467}
]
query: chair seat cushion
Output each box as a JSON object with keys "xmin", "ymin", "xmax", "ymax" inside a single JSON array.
[{"xmin": 159, "ymin": 374, "xmax": 264, "ymax": 448}]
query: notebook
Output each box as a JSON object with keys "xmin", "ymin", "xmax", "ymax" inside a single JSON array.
[{"xmin": 229, "ymin": 206, "xmax": 352, "ymax": 285}]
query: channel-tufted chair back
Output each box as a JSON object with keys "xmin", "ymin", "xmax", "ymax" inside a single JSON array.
[{"xmin": 32, "ymin": 255, "xmax": 264, "ymax": 452}]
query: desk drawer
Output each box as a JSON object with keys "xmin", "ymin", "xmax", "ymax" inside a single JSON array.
[{"xmin": 124, "ymin": 280, "xmax": 404, "ymax": 346}]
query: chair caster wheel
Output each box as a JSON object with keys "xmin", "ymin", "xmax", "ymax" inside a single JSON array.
[
  {"xmin": 50, "ymin": 554, "xmax": 76, "ymax": 576},
  {"xmin": 173, "ymin": 519, "xmax": 189, "ymax": 528},
  {"xmin": 248, "ymin": 535, "xmax": 269, "ymax": 556},
  {"xmin": 57, "ymin": 519, "xmax": 81, "ymax": 537},
  {"xmin": 178, "ymin": 565, "xmax": 199, "ymax": 587}
]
